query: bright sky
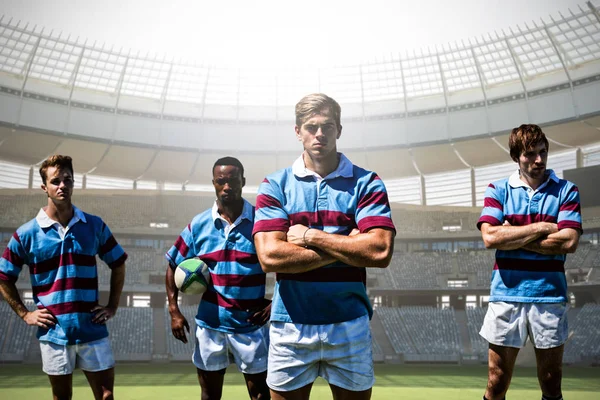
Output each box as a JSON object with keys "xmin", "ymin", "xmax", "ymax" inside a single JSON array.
[{"xmin": 1, "ymin": 0, "xmax": 594, "ymax": 67}]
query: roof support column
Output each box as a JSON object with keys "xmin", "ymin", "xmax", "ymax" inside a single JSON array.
[
  {"xmin": 542, "ymin": 24, "xmax": 578, "ymax": 117},
  {"xmin": 16, "ymin": 30, "xmax": 43, "ymax": 126},
  {"xmin": 504, "ymin": 38, "xmax": 531, "ymax": 122}
]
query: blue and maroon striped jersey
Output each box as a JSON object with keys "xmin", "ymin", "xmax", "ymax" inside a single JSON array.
[
  {"xmin": 477, "ymin": 170, "xmax": 582, "ymax": 303},
  {"xmin": 252, "ymin": 153, "xmax": 396, "ymax": 324},
  {"xmin": 165, "ymin": 199, "xmax": 267, "ymax": 333},
  {"xmin": 0, "ymin": 207, "xmax": 128, "ymax": 345}
]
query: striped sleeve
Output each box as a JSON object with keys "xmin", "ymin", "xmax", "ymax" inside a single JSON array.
[
  {"xmin": 0, "ymin": 232, "xmax": 26, "ymax": 283},
  {"xmin": 558, "ymin": 184, "xmax": 582, "ymax": 232},
  {"xmin": 478, "ymin": 182, "xmax": 504, "ymax": 230},
  {"xmin": 253, "ymin": 177, "xmax": 290, "ymax": 234},
  {"xmin": 165, "ymin": 223, "xmax": 195, "ymax": 269},
  {"xmin": 355, "ymin": 174, "xmax": 396, "ymax": 233},
  {"xmin": 97, "ymin": 222, "xmax": 128, "ymax": 269}
]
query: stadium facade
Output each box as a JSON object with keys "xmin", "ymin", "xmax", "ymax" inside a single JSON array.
[{"xmin": 0, "ymin": 3, "xmax": 600, "ymax": 366}]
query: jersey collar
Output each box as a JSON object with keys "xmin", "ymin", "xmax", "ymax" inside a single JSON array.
[
  {"xmin": 36, "ymin": 205, "xmax": 86, "ymax": 229},
  {"xmin": 508, "ymin": 169, "xmax": 559, "ymax": 191},
  {"xmin": 292, "ymin": 152, "xmax": 353, "ymax": 180},
  {"xmin": 211, "ymin": 198, "xmax": 253, "ymax": 226}
]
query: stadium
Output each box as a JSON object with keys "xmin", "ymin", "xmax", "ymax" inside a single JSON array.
[{"xmin": 1, "ymin": 1, "xmax": 600, "ymax": 399}]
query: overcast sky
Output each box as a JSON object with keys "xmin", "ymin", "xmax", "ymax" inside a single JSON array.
[{"xmin": 1, "ymin": 0, "xmax": 595, "ymax": 67}]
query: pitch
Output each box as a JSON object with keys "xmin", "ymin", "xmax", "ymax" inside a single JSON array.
[{"xmin": 0, "ymin": 363, "xmax": 598, "ymax": 400}]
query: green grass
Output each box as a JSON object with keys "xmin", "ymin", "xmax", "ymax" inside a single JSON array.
[{"xmin": 0, "ymin": 363, "xmax": 599, "ymax": 399}]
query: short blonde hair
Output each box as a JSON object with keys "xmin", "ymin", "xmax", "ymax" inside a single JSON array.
[{"xmin": 295, "ymin": 93, "xmax": 341, "ymax": 129}]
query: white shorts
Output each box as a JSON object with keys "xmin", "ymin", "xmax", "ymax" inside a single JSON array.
[
  {"xmin": 479, "ymin": 301, "xmax": 568, "ymax": 349},
  {"xmin": 193, "ymin": 324, "xmax": 269, "ymax": 374},
  {"xmin": 40, "ymin": 337, "xmax": 115, "ymax": 375},
  {"xmin": 267, "ymin": 314, "xmax": 374, "ymax": 392}
]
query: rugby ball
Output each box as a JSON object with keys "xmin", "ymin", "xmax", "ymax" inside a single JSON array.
[{"xmin": 174, "ymin": 258, "xmax": 210, "ymax": 295}]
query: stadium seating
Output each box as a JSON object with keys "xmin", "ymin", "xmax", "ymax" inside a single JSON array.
[
  {"xmin": 107, "ymin": 307, "xmax": 153, "ymax": 360},
  {"xmin": 0, "ymin": 192, "xmax": 486, "ymax": 236},
  {"xmin": 0, "ymin": 192, "xmax": 214, "ymax": 231},
  {"xmin": 457, "ymin": 250, "xmax": 495, "ymax": 288},
  {"xmin": 164, "ymin": 305, "xmax": 197, "ymax": 360},
  {"xmin": 373, "ymin": 252, "xmax": 452, "ymax": 290},
  {"xmin": 394, "ymin": 208, "xmax": 481, "ymax": 236},
  {"xmin": 565, "ymin": 243, "xmax": 591, "ymax": 270},
  {"xmin": 0, "ymin": 300, "xmax": 36, "ymax": 360},
  {"xmin": 371, "ymin": 336, "xmax": 383, "ymax": 356},
  {"xmin": 466, "ymin": 306, "xmax": 488, "ymax": 359},
  {"xmin": 376, "ymin": 306, "xmax": 461, "ymax": 356},
  {"xmin": 563, "ymin": 303, "xmax": 600, "ymax": 364}
]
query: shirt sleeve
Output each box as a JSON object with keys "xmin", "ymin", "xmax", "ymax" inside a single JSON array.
[
  {"xmin": 252, "ymin": 177, "xmax": 290, "ymax": 235},
  {"xmin": 165, "ymin": 223, "xmax": 196, "ymax": 269},
  {"xmin": 355, "ymin": 174, "xmax": 396, "ymax": 233},
  {"xmin": 97, "ymin": 222, "xmax": 128, "ymax": 269},
  {"xmin": 0, "ymin": 232, "xmax": 26, "ymax": 283},
  {"xmin": 557, "ymin": 184, "xmax": 583, "ymax": 232},
  {"xmin": 477, "ymin": 182, "xmax": 504, "ymax": 230}
]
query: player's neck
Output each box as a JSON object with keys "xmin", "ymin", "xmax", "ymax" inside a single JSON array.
[
  {"xmin": 303, "ymin": 151, "xmax": 339, "ymax": 178},
  {"xmin": 44, "ymin": 200, "xmax": 74, "ymax": 227},
  {"xmin": 217, "ymin": 200, "xmax": 243, "ymax": 224},
  {"xmin": 519, "ymin": 172, "xmax": 544, "ymax": 190}
]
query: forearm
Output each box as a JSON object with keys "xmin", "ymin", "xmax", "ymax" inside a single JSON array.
[
  {"xmin": 304, "ymin": 228, "xmax": 394, "ymax": 268},
  {"xmin": 522, "ymin": 229, "xmax": 580, "ymax": 255},
  {"xmin": 165, "ymin": 266, "xmax": 181, "ymax": 313},
  {"xmin": 107, "ymin": 264, "xmax": 125, "ymax": 309},
  {"xmin": 482, "ymin": 222, "xmax": 554, "ymax": 250},
  {"xmin": 257, "ymin": 239, "xmax": 336, "ymax": 274},
  {"xmin": 0, "ymin": 280, "xmax": 29, "ymax": 319}
]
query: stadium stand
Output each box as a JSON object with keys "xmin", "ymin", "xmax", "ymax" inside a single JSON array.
[
  {"xmin": 164, "ymin": 305, "xmax": 197, "ymax": 361},
  {"xmin": 395, "ymin": 208, "xmax": 481, "ymax": 236},
  {"xmin": 458, "ymin": 250, "xmax": 495, "ymax": 288},
  {"xmin": 376, "ymin": 306, "xmax": 462, "ymax": 359},
  {"xmin": 563, "ymin": 303, "xmax": 600, "ymax": 364},
  {"xmin": 0, "ymin": 191, "xmax": 216, "ymax": 232},
  {"xmin": 376, "ymin": 252, "xmax": 452, "ymax": 289},
  {"xmin": 107, "ymin": 307, "xmax": 153, "ymax": 361},
  {"xmin": 0, "ymin": 300, "xmax": 36, "ymax": 361},
  {"xmin": 371, "ymin": 336, "xmax": 383, "ymax": 356},
  {"xmin": 565, "ymin": 243, "xmax": 591, "ymax": 270},
  {"xmin": 376, "ymin": 307, "xmax": 416, "ymax": 355},
  {"xmin": 466, "ymin": 307, "xmax": 489, "ymax": 360}
]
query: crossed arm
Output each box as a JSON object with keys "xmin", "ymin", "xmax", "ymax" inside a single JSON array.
[
  {"xmin": 254, "ymin": 225, "xmax": 395, "ymax": 274},
  {"xmin": 480, "ymin": 221, "xmax": 580, "ymax": 255}
]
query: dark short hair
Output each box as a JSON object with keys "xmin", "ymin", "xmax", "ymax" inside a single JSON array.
[
  {"xmin": 39, "ymin": 155, "xmax": 74, "ymax": 184},
  {"xmin": 508, "ymin": 124, "xmax": 549, "ymax": 162},
  {"xmin": 212, "ymin": 156, "xmax": 244, "ymax": 177}
]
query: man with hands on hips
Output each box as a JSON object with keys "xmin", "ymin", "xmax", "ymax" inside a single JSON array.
[{"xmin": 0, "ymin": 154, "xmax": 127, "ymax": 400}]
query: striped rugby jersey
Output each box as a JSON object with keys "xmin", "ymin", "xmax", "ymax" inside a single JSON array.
[
  {"xmin": 0, "ymin": 206, "xmax": 128, "ymax": 345},
  {"xmin": 165, "ymin": 199, "xmax": 267, "ymax": 333},
  {"xmin": 477, "ymin": 169, "xmax": 582, "ymax": 303},
  {"xmin": 252, "ymin": 153, "xmax": 396, "ymax": 324}
]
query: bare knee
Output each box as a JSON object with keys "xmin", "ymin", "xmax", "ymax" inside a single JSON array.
[
  {"xmin": 487, "ymin": 365, "xmax": 511, "ymax": 398},
  {"xmin": 50, "ymin": 379, "xmax": 73, "ymax": 400},
  {"xmin": 102, "ymin": 388, "xmax": 114, "ymax": 400},
  {"xmin": 52, "ymin": 392, "xmax": 72, "ymax": 400},
  {"xmin": 539, "ymin": 366, "xmax": 562, "ymax": 395}
]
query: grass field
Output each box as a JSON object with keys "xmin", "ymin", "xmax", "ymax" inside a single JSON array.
[{"xmin": 0, "ymin": 363, "xmax": 599, "ymax": 400}]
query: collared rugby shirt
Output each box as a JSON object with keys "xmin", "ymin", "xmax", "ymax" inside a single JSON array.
[
  {"xmin": 0, "ymin": 206, "xmax": 128, "ymax": 345},
  {"xmin": 253, "ymin": 153, "xmax": 396, "ymax": 324},
  {"xmin": 478, "ymin": 169, "xmax": 582, "ymax": 303},
  {"xmin": 166, "ymin": 199, "xmax": 267, "ymax": 333}
]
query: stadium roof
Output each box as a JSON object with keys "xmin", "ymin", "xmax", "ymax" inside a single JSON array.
[{"xmin": 0, "ymin": 2, "xmax": 599, "ymax": 206}]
